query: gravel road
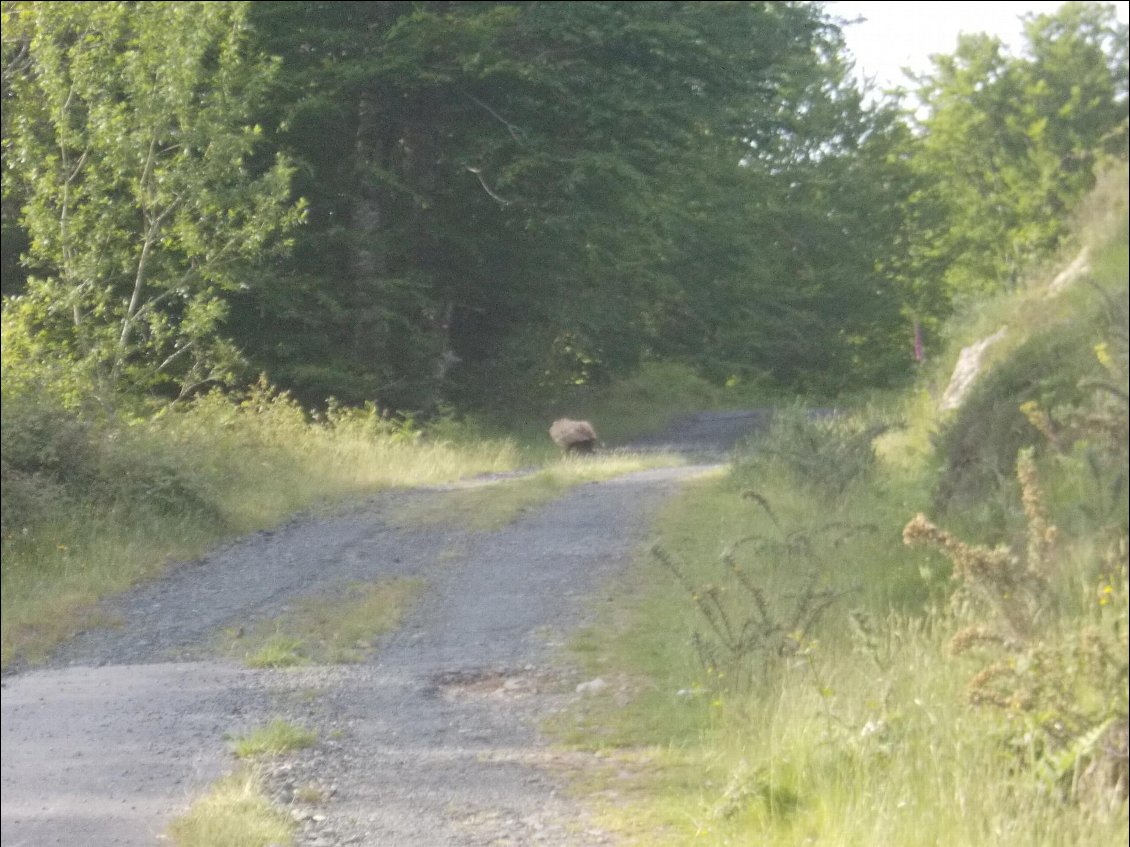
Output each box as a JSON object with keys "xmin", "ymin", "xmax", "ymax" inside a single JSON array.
[{"xmin": 1, "ymin": 412, "xmax": 767, "ymax": 847}]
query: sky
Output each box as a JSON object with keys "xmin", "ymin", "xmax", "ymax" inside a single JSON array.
[{"xmin": 832, "ymin": 1, "xmax": 1130, "ymax": 92}]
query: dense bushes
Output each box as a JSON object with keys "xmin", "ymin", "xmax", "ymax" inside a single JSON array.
[{"xmin": 0, "ymin": 398, "xmax": 221, "ymax": 539}]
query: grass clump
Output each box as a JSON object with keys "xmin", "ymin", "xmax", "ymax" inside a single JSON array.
[
  {"xmin": 166, "ymin": 768, "xmax": 292, "ymax": 847},
  {"xmin": 243, "ymin": 635, "xmax": 309, "ymax": 669},
  {"xmin": 234, "ymin": 577, "xmax": 424, "ymax": 667},
  {"xmin": 232, "ymin": 719, "xmax": 317, "ymax": 759}
]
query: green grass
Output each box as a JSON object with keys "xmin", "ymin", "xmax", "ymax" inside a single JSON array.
[
  {"xmin": 166, "ymin": 768, "xmax": 292, "ymax": 847},
  {"xmin": 231, "ymin": 719, "xmax": 317, "ymax": 758},
  {"xmin": 232, "ymin": 577, "xmax": 425, "ymax": 667},
  {"xmin": 0, "ymin": 385, "xmax": 520, "ymax": 668},
  {"xmin": 243, "ymin": 635, "xmax": 309, "ymax": 669},
  {"xmin": 552, "ymin": 463, "xmax": 1128, "ymax": 846}
]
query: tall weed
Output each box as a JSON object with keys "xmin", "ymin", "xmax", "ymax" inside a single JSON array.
[
  {"xmin": 651, "ymin": 492, "xmax": 865, "ymax": 693},
  {"xmin": 732, "ymin": 408, "xmax": 890, "ymax": 500},
  {"xmin": 906, "ymin": 451, "xmax": 1128, "ymax": 809}
]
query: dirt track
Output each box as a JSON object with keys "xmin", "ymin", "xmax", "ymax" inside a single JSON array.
[{"xmin": 1, "ymin": 412, "xmax": 766, "ymax": 847}]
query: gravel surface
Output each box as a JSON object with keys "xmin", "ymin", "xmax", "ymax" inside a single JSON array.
[
  {"xmin": 1, "ymin": 412, "xmax": 769, "ymax": 847},
  {"xmin": 627, "ymin": 409, "xmax": 771, "ymax": 457}
]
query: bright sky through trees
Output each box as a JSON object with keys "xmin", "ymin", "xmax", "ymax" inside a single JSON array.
[{"xmin": 834, "ymin": 0, "xmax": 1130, "ymax": 91}]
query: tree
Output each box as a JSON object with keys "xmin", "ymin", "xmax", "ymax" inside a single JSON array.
[
  {"xmin": 907, "ymin": 2, "xmax": 1128, "ymax": 299},
  {"xmin": 644, "ymin": 9, "xmax": 919, "ymax": 392},
  {"xmin": 2, "ymin": 1, "xmax": 302, "ymax": 403},
  {"xmin": 234, "ymin": 1, "xmax": 913, "ymax": 409}
]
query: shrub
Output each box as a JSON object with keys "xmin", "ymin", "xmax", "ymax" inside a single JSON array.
[
  {"xmin": 0, "ymin": 391, "xmax": 224, "ymax": 537},
  {"xmin": 906, "ymin": 451, "xmax": 1128, "ymax": 810},
  {"xmin": 732, "ymin": 408, "xmax": 889, "ymax": 499}
]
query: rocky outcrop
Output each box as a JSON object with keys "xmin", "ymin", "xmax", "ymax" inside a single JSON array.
[
  {"xmin": 940, "ymin": 327, "xmax": 1009, "ymax": 412},
  {"xmin": 1047, "ymin": 246, "xmax": 1091, "ymax": 296}
]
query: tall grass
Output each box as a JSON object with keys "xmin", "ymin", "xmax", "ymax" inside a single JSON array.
[
  {"xmin": 560, "ymin": 429, "xmax": 1126, "ymax": 845},
  {"xmin": 0, "ymin": 380, "xmax": 521, "ymax": 667},
  {"xmin": 554, "ymin": 179, "xmax": 1129, "ymax": 843}
]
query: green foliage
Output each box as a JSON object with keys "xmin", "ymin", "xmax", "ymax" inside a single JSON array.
[
  {"xmin": 232, "ymin": 719, "xmax": 317, "ymax": 758},
  {"xmin": 906, "ymin": 2, "xmax": 1128, "ymax": 302},
  {"xmin": 2, "ymin": 1, "xmax": 302, "ymax": 401},
  {"xmin": 3, "ymin": 1, "xmax": 1124, "ymax": 415},
  {"xmin": 658, "ymin": 100, "xmax": 920, "ymax": 394},
  {"xmin": 0, "ymin": 389, "xmax": 220, "ymax": 539},
  {"xmin": 229, "ymin": 1, "xmax": 915, "ymax": 409},
  {"xmin": 732, "ymin": 409, "xmax": 890, "ymax": 500},
  {"xmin": 932, "ymin": 320, "xmax": 1101, "ymax": 525}
]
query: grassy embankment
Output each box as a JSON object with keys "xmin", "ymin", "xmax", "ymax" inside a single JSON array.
[
  {"xmin": 0, "ymin": 381, "xmax": 524, "ymax": 668},
  {"xmin": 553, "ymin": 166, "xmax": 1129, "ymax": 845},
  {"xmin": 1, "ymin": 344, "xmax": 752, "ymax": 670}
]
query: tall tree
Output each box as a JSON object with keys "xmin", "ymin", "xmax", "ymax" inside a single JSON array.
[
  {"xmin": 650, "ymin": 13, "xmax": 919, "ymax": 392},
  {"xmin": 236, "ymin": 1, "xmax": 909, "ymax": 409},
  {"xmin": 2, "ymin": 1, "xmax": 302, "ymax": 403},
  {"xmin": 907, "ymin": 1, "xmax": 1128, "ymax": 299}
]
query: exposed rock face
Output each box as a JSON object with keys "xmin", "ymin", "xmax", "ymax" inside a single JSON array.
[
  {"xmin": 940, "ymin": 327, "xmax": 1009, "ymax": 412},
  {"xmin": 1047, "ymin": 246, "xmax": 1091, "ymax": 296},
  {"xmin": 938, "ymin": 250, "xmax": 1096, "ymax": 415},
  {"xmin": 549, "ymin": 418, "xmax": 598, "ymax": 453}
]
